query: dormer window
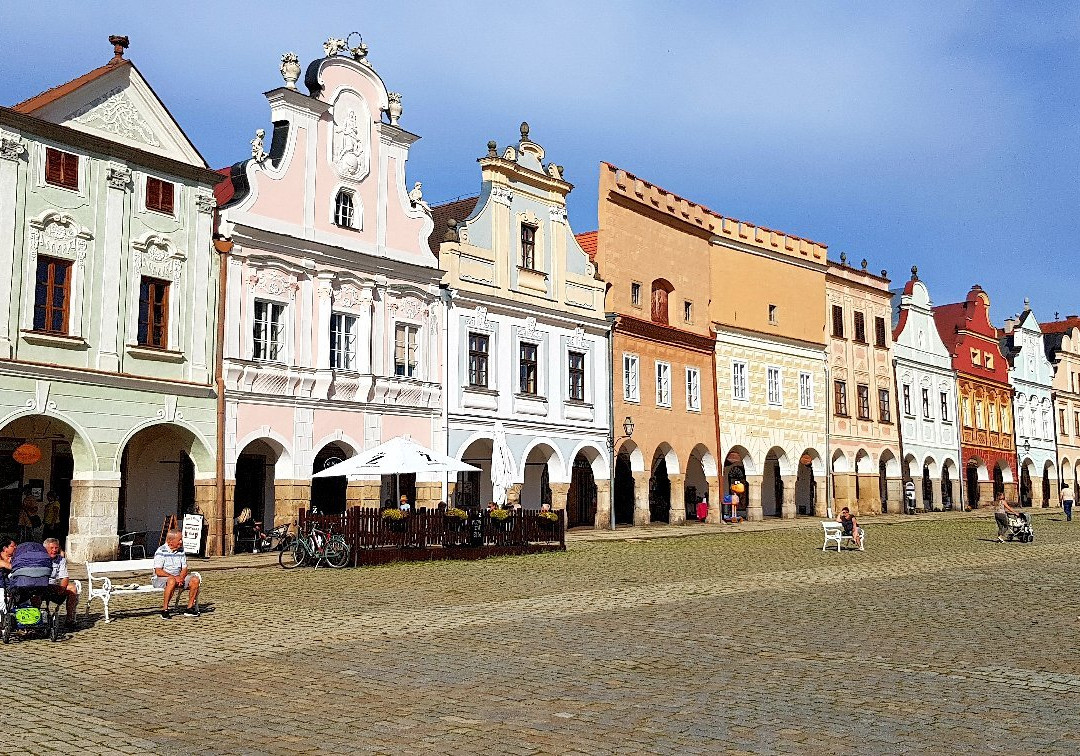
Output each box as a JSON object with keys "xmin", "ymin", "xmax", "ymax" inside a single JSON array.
[
  {"xmin": 334, "ymin": 190, "xmax": 355, "ymax": 228},
  {"xmin": 520, "ymin": 223, "xmax": 537, "ymax": 269}
]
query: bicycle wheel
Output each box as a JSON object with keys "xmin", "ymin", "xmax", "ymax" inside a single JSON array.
[
  {"xmin": 279, "ymin": 539, "xmax": 307, "ymax": 569},
  {"xmin": 325, "ymin": 536, "xmax": 351, "ymax": 568}
]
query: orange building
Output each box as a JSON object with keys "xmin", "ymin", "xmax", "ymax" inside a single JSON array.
[{"xmin": 587, "ymin": 164, "xmax": 722, "ymax": 524}]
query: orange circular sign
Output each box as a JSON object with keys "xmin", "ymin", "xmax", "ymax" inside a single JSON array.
[
  {"xmin": 731, "ymin": 481, "xmax": 746, "ymax": 494},
  {"xmin": 13, "ymin": 443, "xmax": 42, "ymax": 466}
]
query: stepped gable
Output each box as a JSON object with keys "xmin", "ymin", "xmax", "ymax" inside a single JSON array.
[{"xmin": 601, "ymin": 162, "xmax": 827, "ymax": 261}]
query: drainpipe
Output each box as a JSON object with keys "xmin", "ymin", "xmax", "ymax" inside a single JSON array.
[
  {"xmin": 438, "ymin": 283, "xmax": 454, "ymax": 503},
  {"xmin": 606, "ymin": 312, "xmax": 617, "ymax": 530},
  {"xmin": 824, "ymin": 363, "xmax": 832, "ymax": 519},
  {"xmin": 891, "ymin": 354, "xmax": 905, "ymax": 511},
  {"xmin": 213, "ymin": 237, "xmax": 232, "ymax": 557},
  {"xmin": 710, "ymin": 323, "xmax": 723, "ymax": 515}
]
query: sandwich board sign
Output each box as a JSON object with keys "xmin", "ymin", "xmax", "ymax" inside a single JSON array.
[{"xmin": 182, "ymin": 513, "xmax": 205, "ymax": 555}]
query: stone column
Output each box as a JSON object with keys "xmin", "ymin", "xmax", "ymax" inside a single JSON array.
[
  {"xmin": 223, "ymin": 480, "xmax": 236, "ymax": 555},
  {"xmin": 745, "ymin": 475, "xmax": 764, "ymax": 522},
  {"xmin": 858, "ymin": 474, "xmax": 881, "ymax": 516},
  {"xmin": 1004, "ymin": 481, "xmax": 1018, "ymax": 504},
  {"xmin": 67, "ymin": 476, "xmax": 121, "ymax": 563},
  {"xmin": 594, "ymin": 478, "xmax": 611, "ymax": 528},
  {"xmin": 831, "ymin": 473, "xmax": 851, "ymax": 515},
  {"xmin": 274, "ymin": 480, "xmax": 311, "ymax": 527},
  {"xmin": 0, "ymin": 133, "xmax": 26, "ymax": 358},
  {"xmin": 668, "ymin": 474, "xmax": 686, "ymax": 524},
  {"xmin": 781, "ymin": 475, "xmax": 797, "ymax": 519},
  {"xmin": 887, "ymin": 478, "xmax": 904, "ymax": 512},
  {"xmin": 549, "ymin": 483, "xmax": 571, "ymax": 512},
  {"xmin": 633, "ymin": 471, "xmax": 650, "ymax": 525},
  {"xmin": 977, "ymin": 481, "xmax": 994, "ymax": 508},
  {"xmin": 707, "ymin": 476, "xmax": 722, "ymax": 523},
  {"xmin": 1047, "ymin": 479, "xmax": 1060, "ymax": 509},
  {"xmin": 194, "ymin": 478, "xmax": 221, "ymax": 556}
]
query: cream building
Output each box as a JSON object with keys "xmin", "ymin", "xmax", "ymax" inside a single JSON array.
[{"xmin": 1044, "ymin": 316, "xmax": 1080, "ymax": 498}]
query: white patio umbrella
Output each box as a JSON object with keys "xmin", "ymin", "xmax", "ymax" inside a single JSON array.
[
  {"xmin": 312, "ymin": 435, "xmax": 479, "ymax": 505},
  {"xmin": 490, "ymin": 421, "xmax": 515, "ymax": 508}
]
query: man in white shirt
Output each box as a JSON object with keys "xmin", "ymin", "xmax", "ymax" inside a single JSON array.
[
  {"xmin": 43, "ymin": 537, "xmax": 78, "ymax": 627},
  {"xmin": 153, "ymin": 529, "xmax": 200, "ymax": 620}
]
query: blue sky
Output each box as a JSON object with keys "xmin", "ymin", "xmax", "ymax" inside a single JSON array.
[{"xmin": 4, "ymin": 1, "xmax": 1078, "ymax": 324}]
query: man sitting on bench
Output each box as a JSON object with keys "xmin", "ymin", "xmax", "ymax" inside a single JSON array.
[
  {"xmin": 153, "ymin": 529, "xmax": 200, "ymax": 620},
  {"xmin": 43, "ymin": 537, "xmax": 78, "ymax": 628}
]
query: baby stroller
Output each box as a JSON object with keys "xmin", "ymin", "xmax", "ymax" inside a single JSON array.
[
  {"xmin": 1005, "ymin": 512, "xmax": 1034, "ymax": 543},
  {"xmin": 2, "ymin": 542, "xmax": 64, "ymax": 643}
]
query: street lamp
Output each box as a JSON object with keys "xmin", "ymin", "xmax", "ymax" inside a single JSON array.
[{"xmin": 609, "ymin": 416, "xmax": 635, "ymax": 531}]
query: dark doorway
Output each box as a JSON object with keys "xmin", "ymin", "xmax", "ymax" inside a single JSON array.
[
  {"xmin": 456, "ymin": 469, "xmax": 481, "ymax": 510},
  {"xmin": 178, "ymin": 451, "xmax": 196, "ymax": 518},
  {"xmin": 1042, "ymin": 468, "xmax": 1051, "ymax": 507},
  {"xmin": 1019, "ymin": 465, "xmax": 1033, "ymax": 507},
  {"xmin": 381, "ymin": 473, "xmax": 417, "ymax": 508},
  {"xmin": 235, "ymin": 454, "xmax": 268, "ymax": 523},
  {"xmin": 941, "ymin": 466, "xmax": 953, "ymax": 510},
  {"xmin": 568, "ymin": 455, "xmax": 597, "ymax": 527},
  {"xmin": 921, "ymin": 464, "xmax": 933, "ymax": 510},
  {"xmin": 992, "ymin": 464, "xmax": 1005, "ymax": 498},
  {"xmin": 796, "ymin": 460, "xmax": 815, "ymax": 516},
  {"xmin": 614, "ymin": 452, "xmax": 635, "ymax": 524},
  {"xmin": 0, "ymin": 445, "xmax": 23, "ymax": 535},
  {"xmin": 966, "ymin": 462, "xmax": 980, "ymax": 509},
  {"xmin": 649, "ymin": 458, "xmax": 670, "ymax": 523},
  {"xmin": 311, "ymin": 443, "xmax": 349, "ymax": 515},
  {"xmin": 49, "ymin": 444, "xmax": 74, "ymax": 543},
  {"xmin": 725, "ymin": 462, "xmax": 748, "ymax": 518},
  {"xmin": 883, "ymin": 460, "xmax": 894, "ymax": 512}
]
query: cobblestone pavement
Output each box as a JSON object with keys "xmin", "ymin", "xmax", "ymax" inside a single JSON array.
[{"xmin": 5, "ymin": 511, "xmax": 1079, "ymax": 754}]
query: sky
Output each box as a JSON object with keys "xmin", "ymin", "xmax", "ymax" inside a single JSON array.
[{"xmin": 3, "ymin": 1, "xmax": 1078, "ymax": 324}]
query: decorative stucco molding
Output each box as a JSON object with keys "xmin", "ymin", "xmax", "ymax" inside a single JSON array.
[
  {"xmin": 106, "ymin": 163, "xmax": 132, "ymax": 191},
  {"xmin": 69, "ymin": 87, "xmax": 159, "ymax": 146}
]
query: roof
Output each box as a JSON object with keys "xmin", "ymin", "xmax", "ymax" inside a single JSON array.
[
  {"xmin": 1042, "ymin": 316, "xmax": 1080, "ymax": 335},
  {"xmin": 427, "ymin": 196, "xmax": 479, "ymax": 256},
  {"xmin": 575, "ymin": 230, "xmax": 597, "ymax": 261},
  {"xmin": 12, "ymin": 59, "xmax": 130, "ymax": 115}
]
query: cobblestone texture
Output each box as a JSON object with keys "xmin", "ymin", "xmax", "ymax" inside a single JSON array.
[{"xmin": 5, "ymin": 512, "xmax": 1079, "ymax": 754}]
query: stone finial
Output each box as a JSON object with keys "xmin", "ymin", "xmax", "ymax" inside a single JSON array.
[
  {"xmin": 323, "ymin": 37, "xmax": 347, "ymax": 57},
  {"xmin": 409, "ymin": 182, "xmax": 430, "ymax": 213},
  {"xmin": 520, "ymin": 121, "xmax": 530, "ymax": 142},
  {"xmin": 444, "ymin": 219, "xmax": 459, "ymax": 243},
  {"xmin": 911, "ymin": 265, "xmax": 919, "ymax": 280},
  {"xmin": 860, "ymin": 258, "xmax": 868, "ymax": 270},
  {"xmin": 108, "ymin": 35, "xmax": 129, "ymax": 66},
  {"xmin": 839, "ymin": 252, "xmax": 847, "ymax": 265},
  {"xmin": 280, "ymin": 52, "xmax": 301, "ymax": 89},
  {"xmin": 1024, "ymin": 297, "xmax": 1031, "ymax": 311},
  {"xmin": 487, "ymin": 140, "xmax": 498, "ymax": 157},
  {"xmin": 386, "ymin": 92, "xmax": 402, "ymax": 125},
  {"xmin": 881, "ymin": 269, "xmax": 888, "ymax": 278}
]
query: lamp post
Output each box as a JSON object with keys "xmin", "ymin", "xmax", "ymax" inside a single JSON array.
[{"xmin": 608, "ymin": 415, "xmax": 635, "ymax": 530}]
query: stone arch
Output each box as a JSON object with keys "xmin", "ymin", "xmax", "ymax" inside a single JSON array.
[
  {"xmin": 903, "ymin": 453, "xmax": 919, "ymax": 481},
  {"xmin": 652, "ymin": 442, "xmax": 681, "ymax": 475},
  {"xmin": 520, "ymin": 438, "xmax": 567, "ymax": 484},
  {"xmin": 920, "ymin": 455, "xmax": 938, "ymax": 511},
  {"xmin": 568, "ymin": 447, "xmax": 603, "ymax": 528},
  {"xmin": 568, "ymin": 441, "xmax": 610, "ymax": 479},
  {"xmin": 113, "ymin": 418, "xmax": 214, "ymax": 476},
  {"xmin": 796, "ymin": 449, "xmax": 823, "ymax": 516},
  {"xmin": 684, "ymin": 444, "xmax": 715, "ymax": 520},
  {"xmin": 455, "ymin": 436, "xmax": 494, "ymax": 511},
  {"xmin": 520, "ymin": 441, "xmax": 562, "ymax": 509},
  {"xmin": 725, "ymin": 445, "xmax": 756, "ymax": 476},
  {"xmin": 879, "ymin": 449, "xmax": 901, "ymax": 513},
  {"xmin": 234, "ymin": 428, "xmax": 294, "ymax": 479},
  {"xmin": 0, "ymin": 410, "xmax": 97, "ymax": 475},
  {"xmin": 995, "ymin": 458, "xmax": 1015, "ymax": 484},
  {"xmin": 761, "ymin": 446, "xmax": 789, "ymax": 518},
  {"xmin": 831, "ymin": 449, "xmax": 851, "ymax": 474},
  {"xmin": 613, "ymin": 439, "xmax": 642, "ymax": 525},
  {"xmin": 616, "ymin": 439, "xmax": 646, "ymax": 473},
  {"xmin": 310, "ymin": 439, "xmax": 358, "ymax": 516},
  {"xmin": 940, "ymin": 457, "xmax": 959, "ymax": 510}
]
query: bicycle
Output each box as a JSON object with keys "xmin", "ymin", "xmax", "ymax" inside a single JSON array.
[{"xmin": 279, "ymin": 522, "xmax": 350, "ymax": 569}]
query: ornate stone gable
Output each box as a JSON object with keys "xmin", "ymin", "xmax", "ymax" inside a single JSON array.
[{"xmin": 67, "ymin": 87, "xmax": 159, "ymax": 147}]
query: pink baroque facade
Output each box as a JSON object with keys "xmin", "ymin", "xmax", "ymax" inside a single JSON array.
[{"xmin": 215, "ymin": 40, "xmax": 439, "ymax": 547}]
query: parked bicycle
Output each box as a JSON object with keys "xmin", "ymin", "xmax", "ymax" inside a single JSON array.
[
  {"xmin": 279, "ymin": 522, "xmax": 350, "ymax": 569},
  {"xmin": 257, "ymin": 522, "xmax": 292, "ymax": 553}
]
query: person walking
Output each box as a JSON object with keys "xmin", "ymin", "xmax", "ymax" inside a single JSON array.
[
  {"xmin": 994, "ymin": 492, "xmax": 1018, "ymax": 542},
  {"xmin": 1061, "ymin": 484, "xmax": 1074, "ymax": 523}
]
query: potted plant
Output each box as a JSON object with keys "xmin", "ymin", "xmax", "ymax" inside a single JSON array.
[
  {"xmin": 489, "ymin": 508, "xmax": 510, "ymax": 522},
  {"xmin": 538, "ymin": 510, "xmax": 559, "ymax": 524},
  {"xmin": 382, "ymin": 507, "xmax": 406, "ymax": 533},
  {"xmin": 445, "ymin": 507, "xmax": 468, "ymax": 521}
]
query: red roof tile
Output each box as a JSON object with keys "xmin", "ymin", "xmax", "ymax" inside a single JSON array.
[
  {"xmin": 427, "ymin": 196, "xmax": 479, "ymax": 257},
  {"xmin": 575, "ymin": 230, "xmax": 597, "ymax": 261},
  {"xmin": 12, "ymin": 59, "xmax": 130, "ymax": 114},
  {"xmin": 1043, "ymin": 316, "xmax": 1080, "ymax": 335}
]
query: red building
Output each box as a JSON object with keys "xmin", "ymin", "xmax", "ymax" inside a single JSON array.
[{"xmin": 933, "ymin": 286, "xmax": 1016, "ymax": 508}]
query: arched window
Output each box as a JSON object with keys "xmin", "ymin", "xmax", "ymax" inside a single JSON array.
[
  {"xmin": 650, "ymin": 279, "xmax": 673, "ymax": 325},
  {"xmin": 334, "ymin": 190, "xmax": 355, "ymax": 228}
]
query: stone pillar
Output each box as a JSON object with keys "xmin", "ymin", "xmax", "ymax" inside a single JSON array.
[
  {"xmin": 1047, "ymin": 479, "xmax": 1060, "ymax": 509},
  {"xmin": 275, "ymin": 480, "xmax": 311, "ymax": 527},
  {"xmin": 886, "ymin": 478, "xmax": 904, "ymax": 512},
  {"xmin": 668, "ymin": 474, "xmax": 686, "ymax": 524},
  {"xmin": 194, "ymin": 478, "xmax": 221, "ymax": 556},
  {"xmin": 949, "ymin": 477, "xmax": 961, "ymax": 511},
  {"xmin": 0, "ymin": 132, "xmax": 25, "ymax": 358},
  {"xmin": 745, "ymin": 475, "xmax": 764, "ymax": 522},
  {"xmin": 67, "ymin": 476, "xmax": 121, "ymax": 563},
  {"xmin": 549, "ymin": 483, "xmax": 571, "ymax": 512},
  {"xmin": 781, "ymin": 475, "xmax": 797, "ymax": 519},
  {"xmin": 222, "ymin": 480, "xmax": 237, "ymax": 555},
  {"xmin": 976, "ymin": 481, "xmax": 994, "ymax": 508},
  {"xmin": 858, "ymin": 475, "xmax": 880, "ymax": 515},
  {"xmin": 1004, "ymin": 481, "xmax": 1018, "ymax": 504},
  {"xmin": 707, "ymin": 476, "xmax": 722, "ymax": 523},
  {"xmin": 97, "ymin": 163, "xmax": 131, "ymax": 372},
  {"xmin": 832, "ymin": 473, "xmax": 853, "ymax": 515},
  {"xmin": 594, "ymin": 478, "xmax": 611, "ymax": 528},
  {"xmin": 632, "ymin": 472, "xmax": 650, "ymax": 525}
]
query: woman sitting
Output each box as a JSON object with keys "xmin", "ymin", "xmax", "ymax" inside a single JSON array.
[{"xmin": 838, "ymin": 507, "xmax": 863, "ymax": 550}]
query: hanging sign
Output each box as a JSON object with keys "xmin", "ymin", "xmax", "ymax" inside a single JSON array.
[{"xmin": 13, "ymin": 443, "xmax": 42, "ymax": 465}]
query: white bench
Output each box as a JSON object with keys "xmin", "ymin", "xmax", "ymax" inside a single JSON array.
[
  {"xmin": 821, "ymin": 521, "xmax": 866, "ymax": 552},
  {"xmin": 84, "ymin": 559, "xmax": 202, "ymax": 623}
]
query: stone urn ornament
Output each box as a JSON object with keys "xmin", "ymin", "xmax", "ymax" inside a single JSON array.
[
  {"xmin": 280, "ymin": 52, "xmax": 301, "ymax": 89},
  {"xmin": 386, "ymin": 92, "xmax": 403, "ymax": 125}
]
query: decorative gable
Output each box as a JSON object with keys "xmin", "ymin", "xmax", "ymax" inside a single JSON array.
[{"xmin": 67, "ymin": 87, "xmax": 159, "ymax": 147}]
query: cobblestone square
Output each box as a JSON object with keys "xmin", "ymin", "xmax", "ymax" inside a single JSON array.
[{"xmin": 5, "ymin": 512, "xmax": 1079, "ymax": 755}]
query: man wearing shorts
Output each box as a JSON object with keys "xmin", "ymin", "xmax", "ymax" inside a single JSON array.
[
  {"xmin": 153, "ymin": 529, "xmax": 200, "ymax": 619},
  {"xmin": 43, "ymin": 537, "xmax": 78, "ymax": 627}
]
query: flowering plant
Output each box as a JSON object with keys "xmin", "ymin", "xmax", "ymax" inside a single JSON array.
[
  {"xmin": 381, "ymin": 508, "xmax": 405, "ymax": 521},
  {"xmin": 445, "ymin": 507, "xmax": 468, "ymax": 520},
  {"xmin": 488, "ymin": 508, "xmax": 511, "ymax": 521},
  {"xmin": 538, "ymin": 510, "xmax": 559, "ymax": 523}
]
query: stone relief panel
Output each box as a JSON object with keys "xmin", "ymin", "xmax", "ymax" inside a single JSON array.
[
  {"xmin": 27, "ymin": 213, "xmax": 92, "ymax": 263},
  {"xmin": 132, "ymin": 235, "xmax": 185, "ymax": 281},
  {"xmin": 249, "ymin": 268, "xmax": 299, "ymax": 300},
  {"xmin": 68, "ymin": 88, "xmax": 159, "ymax": 147},
  {"xmin": 330, "ymin": 91, "xmax": 371, "ymax": 183}
]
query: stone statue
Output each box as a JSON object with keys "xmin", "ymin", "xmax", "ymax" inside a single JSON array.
[
  {"xmin": 323, "ymin": 37, "xmax": 347, "ymax": 57},
  {"xmin": 546, "ymin": 163, "xmax": 564, "ymax": 180},
  {"xmin": 409, "ymin": 182, "xmax": 430, "ymax": 213},
  {"xmin": 251, "ymin": 129, "xmax": 268, "ymax": 163}
]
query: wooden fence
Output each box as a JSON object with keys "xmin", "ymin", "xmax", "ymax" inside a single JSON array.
[{"xmin": 296, "ymin": 507, "xmax": 566, "ymax": 566}]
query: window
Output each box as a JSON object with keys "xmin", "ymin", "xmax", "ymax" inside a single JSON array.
[
  {"xmin": 975, "ymin": 400, "xmax": 985, "ymax": 429},
  {"xmin": 650, "ymin": 280, "xmax": 671, "ymax": 325},
  {"xmin": 999, "ymin": 406, "xmax": 1009, "ymax": 433},
  {"xmin": 799, "ymin": 371, "xmax": 814, "ymax": 410},
  {"xmin": 1061, "ymin": 409, "xmax": 1068, "ymax": 435},
  {"xmin": 395, "ymin": 323, "xmax": 419, "ymax": 377},
  {"xmin": 32, "ymin": 256, "xmax": 72, "ymax": 334},
  {"xmin": 655, "ymin": 361, "xmax": 671, "ymax": 407},
  {"xmin": 137, "ymin": 277, "xmax": 169, "ymax": 348},
  {"xmin": 683, "ymin": 300, "xmax": 693, "ymax": 324},
  {"xmin": 334, "ymin": 190, "xmax": 355, "ymax": 228},
  {"xmin": 630, "ymin": 282, "xmax": 642, "ymax": 307},
  {"xmin": 988, "ymin": 401, "xmax": 998, "ymax": 431},
  {"xmin": 831, "ymin": 305, "xmax": 844, "ymax": 338},
  {"xmin": 940, "ymin": 391, "xmax": 950, "ymax": 422},
  {"xmin": 767, "ymin": 366, "xmax": 782, "ymax": 406},
  {"xmin": 145, "ymin": 177, "xmax": 175, "ymax": 215},
  {"xmin": 902, "ymin": 384, "xmax": 912, "ymax": 416},
  {"xmin": 963, "ymin": 397, "xmax": 973, "ymax": 427},
  {"xmin": 853, "ymin": 311, "xmax": 866, "ymax": 343},
  {"xmin": 253, "ymin": 300, "xmax": 285, "ymax": 361},
  {"xmin": 970, "ymin": 348, "xmax": 981, "ymax": 366},
  {"xmin": 520, "ymin": 223, "xmax": 537, "ymax": 269},
  {"xmin": 732, "ymin": 361, "xmax": 748, "ymax": 401},
  {"xmin": 467, "ymin": 333, "xmax": 489, "ymax": 388},
  {"xmin": 875, "ymin": 316, "xmax": 887, "ymax": 348},
  {"xmin": 769, "ymin": 304, "xmax": 778, "ymax": 325},
  {"xmin": 623, "ymin": 354, "xmax": 640, "ymax": 402},
  {"xmin": 879, "ymin": 388, "xmax": 892, "ymax": 423},
  {"xmin": 519, "ymin": 342, "xmax": 538, "ymax": 395},
  {"xmin": 921, "ymin": 387, "xmax": 931, "ymax": 419},
  {"xmin": 857, "ymin": 384, "xmax": 871, "ymax": 420},
  {"xmin": 44, "ymin": 147, "xmax": 78, "ymax": 190},
  {"xmin": 568, "ymin": 351, "xmax": 585, "ymax": 401},
  {"xmin": 984, "ymin": 352, "xmax": 994, "ymax": 370},
  {"xmin": 834, "ymin": 381, "xmax": 849, "ymax": 416},
  {"xmin": 1075, "ymin": 411, "xmax": 1080, "ymax": 438},
  {"xmin": 1017, "ymin": 407, "xmax": 1027, "ymax": 438},
  {"xmin": 330, "ymin": 313, "xmax": 357, "ymax": 370},
  {"xmin": 686, "ymin": 367, "xmax": 701, "ymax": 412}
]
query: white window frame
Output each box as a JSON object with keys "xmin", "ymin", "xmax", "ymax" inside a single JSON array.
[
  {"xmin": 394, "ymin": 321, "xmax": 421, "ymax": 378},
  {"xmin": 732, "ymin": 360, "xmax": 748, "ymax": 402},
  {"xmin": 253, "ymin": 299, "xmax": 287, "ymax": 363},
  {"xmin": 940, "ymin": 390, "xmax": 951, "ymax": 423},
  {"xmin": 330, "ymin": 312, "xmax": 358, "ymax": 370},
  {"xmin": 685, "ymin": 367, "xmax": 701, "ymax": 412},
  {"xmin": 799, "ymin": 371, "xmax": 814, "ymax": 410},
  {"xmin": 766, "ymin": 366, "xmax": 782, "ymax": 406},
  {"xmin": 902, "ymin": 384, "xmax": 913, "ymax": 417},
  {"xmin": 623, "ymin": 353, "xmax": 640, "ymax": 403},
  {"xmin": 655, "ymin": 361, "xmax": 672, "ymax": 408}
]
